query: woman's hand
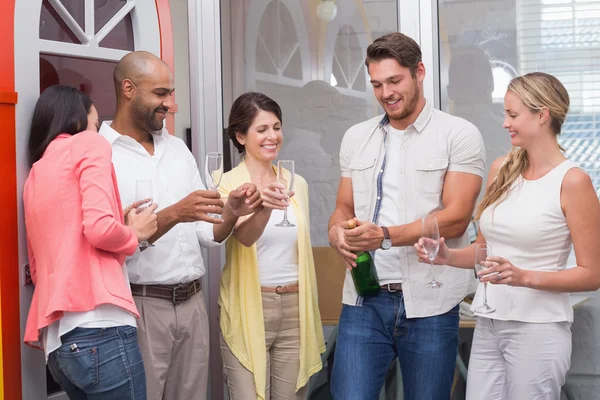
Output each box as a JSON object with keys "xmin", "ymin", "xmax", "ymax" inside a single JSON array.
[
  {"xmin": 413, "ymin": 237, "xmax": 451, "ymax": 265},
  {"xmin": 227, "ymin": 183, "xmax": 263, "ymax": 216},
  {"xmin": 123, "ymin": 199, "xmax": 150, "ymax": 225},
  {"xmin": 127, "ymin": 204, "xmax": 158, "ymax": 242},
  {"xmin": 260, "ymin": 182, "xmax": 295, "ymax": 210},
  {"xmin": 479, "ymin": 256, "xmax": 531, "ymax": 287}
]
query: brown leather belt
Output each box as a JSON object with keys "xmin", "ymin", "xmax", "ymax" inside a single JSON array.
[
  {"xmin": 130, "ymin": 279, "xmax": 201, "ymax": 305},
  {"xmin": 260, "ymin": 282, "xmax": 299, "ymax": 294},
  {"xmin": 381, "ymin": 283, "xmax": 402, "ymax": 292}
]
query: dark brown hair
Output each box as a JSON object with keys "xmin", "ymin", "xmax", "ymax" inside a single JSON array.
[
  {"xmin": 365, "ymin": 32, "xmax": 422, "ymax": 77},
  {"xmin": 226, "ymin": 92, "xmax": 282, "ymax": 154},
  {"xmin": 28, "ymin": 85, "xmax": 93, "ymax": 166}
]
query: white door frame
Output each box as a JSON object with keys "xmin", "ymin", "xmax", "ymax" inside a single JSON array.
[
  {"xmin": 399, "ymin": 0, "xmax": 439, "ymax": 108},
  {"xmin": 187, "ymin": 0, "xmax": 224, "ymax": 398},
  {"xmin": 14, "ymin": 1, "xmax": 160, "ymax": 398}
]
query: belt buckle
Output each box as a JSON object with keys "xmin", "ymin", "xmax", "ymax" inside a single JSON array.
[
  {"xmin": 275, "ymin": 285, "xmax": 283, "ymax": 294},
  {"xmin": 172, "ymin": 283, "xmax": 186, "ymax": 305},
  {"xmin": 384, "ymin": 284, "xmax": 398, "ymax": 293}
]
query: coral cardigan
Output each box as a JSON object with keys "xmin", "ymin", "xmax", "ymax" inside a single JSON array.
[{"xmin": 23, "ymin": 131, "xmax": 139, "ymax": 348}]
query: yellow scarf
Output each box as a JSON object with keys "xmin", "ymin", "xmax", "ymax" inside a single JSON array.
[{"xmin": 218, "ymin": 161, "xmax": 325, "ymax": 399}]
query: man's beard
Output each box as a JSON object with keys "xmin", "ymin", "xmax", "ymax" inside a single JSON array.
[
  {"xmin": 132, "ymin": 100, "xmax": 166, "ymax": 132},
  {"xmin": 147, "ymin": 109, "xmax": 166, "ymax": 131},
  {"xmin": 387, "ymin": 79, "xmax": 420, "ymax": 121}
]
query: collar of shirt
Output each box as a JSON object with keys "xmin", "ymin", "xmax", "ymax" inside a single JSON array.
[
  {"xmin": 377, "ymin": 99, "xmax": 434, "ymax": 133},
  {"xmin": 99, "ymin": 121, "xmax": 167, "ymax": 163}
]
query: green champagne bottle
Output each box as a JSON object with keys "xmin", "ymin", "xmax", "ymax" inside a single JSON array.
[{"xmin": 351, "ymin": 251, "xmax": 380, "ymax": 296}]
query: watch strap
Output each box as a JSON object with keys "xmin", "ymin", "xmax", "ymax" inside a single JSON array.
[{"xmin": 381, "ymin": 226, "xmax": 390, "ymax": 240}]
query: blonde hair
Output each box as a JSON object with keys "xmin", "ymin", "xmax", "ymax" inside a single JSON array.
[{"xmin": 475, "ymin": 72, "xmax": 570, "ymax": 220}]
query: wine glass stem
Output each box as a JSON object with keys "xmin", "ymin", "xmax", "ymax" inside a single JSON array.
[
  {"xmin": 430, "ymin": 259, "xmax": 436, "ymax": 281},
  {"xmin": 283, "ymin": 207, "xmax": 289, "ymax": 223},
  {"xmin": 483, "ymin": 282, "xmax": 488, "ymax": 306}
]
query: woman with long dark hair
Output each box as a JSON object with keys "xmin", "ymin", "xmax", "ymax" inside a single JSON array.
[{"xmin": 24, "ymin": 85, "xmax": 157, "ymax": 399}]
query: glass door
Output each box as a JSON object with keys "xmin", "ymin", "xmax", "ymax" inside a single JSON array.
[
  {"xmin": 218, "ymin": 0, "xmax": 405, "ymax": 397},
  {"xmin": 435, "ymin": 0, "xmax": 600, "ymax": 196},
  {"xmin": 221, "ymin": 0, "xmax": 400, "ymax": 250}
]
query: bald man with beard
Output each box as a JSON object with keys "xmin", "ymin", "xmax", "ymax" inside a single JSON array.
[{"xmin": 99, "ymin": 51, "xmax": 262, "ymax": 400}]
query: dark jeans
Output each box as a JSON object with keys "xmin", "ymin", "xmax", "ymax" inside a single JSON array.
[
  {"xmin": 47, "ymin": 326, "xmax": 146, "ymax": 400},
  {"xmin": 331, "ymin": 290, "xmax": 460, "ymax": 400}
]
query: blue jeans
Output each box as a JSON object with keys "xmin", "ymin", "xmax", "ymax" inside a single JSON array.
[
  {"xmin": 47, "ymin": 326, "xmax": 146, "ymax": 400},
  {"xmin": 331, "ymin": 291, "xmax": 459, "ymax": 400}
]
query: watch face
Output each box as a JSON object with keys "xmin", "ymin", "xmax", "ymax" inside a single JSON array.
[{"xmin": 381, "ymin": 239, "xmax": 392, "ymax": 250}]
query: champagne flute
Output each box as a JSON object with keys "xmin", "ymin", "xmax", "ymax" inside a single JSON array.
[
  {"xmin": 275, "ymin": 160, "xmax": 295, "ymax": 228},
  {"xmin": 421, "ymin": 215, "xmax": 442, "ymax": 288},
  {"xmin": 204, "ymin": 152, "xmax": 223, "ymax": 218},
  {"xmin": 474, "ymin": 243, "xmax": 496, "ymax": 314},
  {"xmin": 136, "ymin": 180, "xmax": 155, "ymax": 248}
]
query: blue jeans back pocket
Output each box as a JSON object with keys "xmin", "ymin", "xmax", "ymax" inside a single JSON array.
[
  {"xmin": 57, "ymin": 345, "xmax": 99, "ymax": 390},
  {"xmin": 120, "ymin": 326, "xmax": 138, "ymax": 344}
]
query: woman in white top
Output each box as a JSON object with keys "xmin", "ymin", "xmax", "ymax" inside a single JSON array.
[
  {"xmin": 218, "ymin": 92, "xmax": 324, "ymax": 400},
  {"xmin": 415, "ymin": 72, "xmax": 600, "ymax": 399}
]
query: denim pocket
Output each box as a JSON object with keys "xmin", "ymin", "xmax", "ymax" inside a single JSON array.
[
  {"xmin": 57, "ymin": 344, "xmax": 99, "ymax": 390},
  {"xmin": 120, "ymin": 326, "xmax": 138, "ymax": 344},
  {"xmin": 47, "ymin": 352, "xmax": 63, "ymax": 387}
]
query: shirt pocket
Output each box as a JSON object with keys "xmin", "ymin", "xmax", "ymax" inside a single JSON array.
[
  {"xmin": 349, "ymin": 158, "xmax": 376, "ymax": 219},
  {"xmin": 415, "ymin": 157, "xmax": 448, "ymax": 195}
]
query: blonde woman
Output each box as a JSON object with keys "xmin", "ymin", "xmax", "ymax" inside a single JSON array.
[
  {"xmin": 218, "ymin": 92, "xmax": 325, "ymax": 400},
  {"xmin": 415, "ymin": 72, "xmax": 600, "ymax": 399}
]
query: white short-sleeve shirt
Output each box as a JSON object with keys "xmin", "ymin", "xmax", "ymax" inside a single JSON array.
[{"xmin": 339, "ymin": 100, "xmax": 486, "ymax": 318}]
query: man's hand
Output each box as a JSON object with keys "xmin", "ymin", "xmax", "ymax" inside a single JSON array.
[
  {"xmin": 227, "ymin": 183, "xmax": 262, "ymax": 216},
  {"xmin": 328, "ymin": 221, "xmax": 358, "ymax": 269},
  {"xmin": 175, "ymin": 190, "xmax": 224, "ymax": 224},
  {"xmin": 345, "ymin": 220, "xmax": 384, "ymax": 253}
]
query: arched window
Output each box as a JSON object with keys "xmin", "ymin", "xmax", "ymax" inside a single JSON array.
[
  {"xmin": 37, "ymin": 0, "xmax": 159, "ymax": 121},
  {"xmin": 321, "ymin": 5, "xmax": 372, "ymax": 100},
  {"xmin": 330, "ymin": 25, "xmax": 368, "ymax": 95},
  {"xmin": 246, "ymin": 0, "xmax": 310, "ymax": 89}
]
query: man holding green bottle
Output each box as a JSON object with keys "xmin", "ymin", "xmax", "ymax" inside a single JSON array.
[{"xmin": 328, "ymin": 32, "xmax": 485, "ymax": 399}]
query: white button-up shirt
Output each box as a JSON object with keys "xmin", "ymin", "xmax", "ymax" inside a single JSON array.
[
  {"xmin": 99, "ymin": 122, "xmax": 221, "ymax": 285},
  {"xmin": 339, "ymin": 101, "xmax": 486, "ymax": 318}
]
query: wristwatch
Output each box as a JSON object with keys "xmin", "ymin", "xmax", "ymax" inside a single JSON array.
[{"xmin": 380, "ymin": 226, "xmax": 392, "ymax": 250}]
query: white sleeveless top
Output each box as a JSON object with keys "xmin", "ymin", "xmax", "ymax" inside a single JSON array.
[
  {"xmin": 256, "ymin": 208, "xmax": 299, "ymax": 286},
  {"xmin": 473, "ymin": 160, "xmax": 579, "ymax": 323}
]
